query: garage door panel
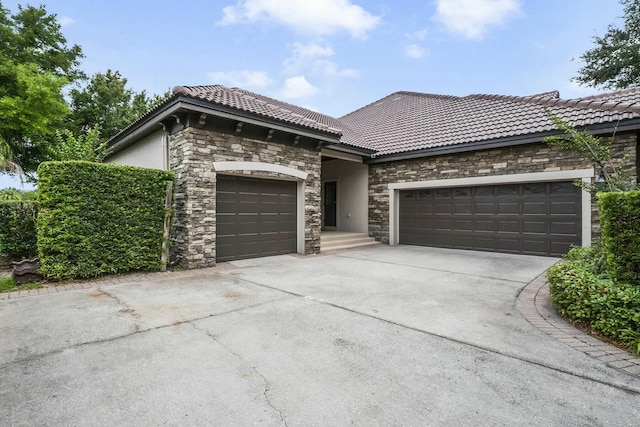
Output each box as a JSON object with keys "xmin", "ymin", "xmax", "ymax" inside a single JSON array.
[
  {"xmin": 453, "ymin": 219, "xmax": 473, "ymax": 231},
  {"xmin": 523, "ymin": 201, "xmax": 546, "ymax": 214},
  {"xmin": 498, "ymin": 220, "xmax": 519, "ymax": 233},
  {"xmin": 475, "ymin": 203, "xmax": 495, "ymax": 214},
  {"xmin": 216, "ymin": 175, "xmax": 297, "ymax": 262},
  {"xmin": 475, "ymin": 220, "xmax": 495, "ymax": 232},
  {"xmin": 399, "ymin": 181, "xmax": 581, "ymax": 257},
  {"xmin": 523, "ymin": 220, "xmax": 547, "ymax": 234},
  {"xmin": 550, "ymin": 201, "xmax": 580, "ymax": 214},
  {"xmin": 498, "ymin": 202, "xmax": 519, "ymax": 214}
]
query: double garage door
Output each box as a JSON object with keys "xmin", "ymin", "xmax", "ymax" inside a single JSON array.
[
  {"xmin": 216, "ymin": 175, "xmax": 297, "ymax": 262},
  {"xmin": 399, "ymin": 181, "xmax": 582, "ymax": 257}
]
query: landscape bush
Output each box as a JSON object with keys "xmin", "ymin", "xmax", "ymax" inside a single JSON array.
[
  {"xmin": 547, "ymin": 246, "xmax": 640, "ymax": 353},
  {"xmin": 0, "ymin": 201, "xmax": 38, "ymax": 260},
  {"xmin": 597, "ymin": 191, "xmax": 640, "ymax": 285},
  {"xmin": 37, "ymin": 161, "xmax": 174, "ymax": 280}
]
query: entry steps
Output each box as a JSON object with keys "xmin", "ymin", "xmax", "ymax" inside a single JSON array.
[{"xmin": 320, "ymin": 232, "xmax": 381, "ymax": 252}]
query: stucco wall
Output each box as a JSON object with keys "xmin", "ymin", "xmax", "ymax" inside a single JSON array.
[
  {"xmin": 169, "ymin": 127, "xmax": 321, "ymax": 268},
  {"xmin": 321, "ymin": 159, "xmax": 368, "ymax": 233},
  {"xmin": 107, "ymin": 130, "xmax": 167, "ymax": 170},
  {"xmin": 368, "ymin": 136, "xmax": 638, "ymax": 244}
]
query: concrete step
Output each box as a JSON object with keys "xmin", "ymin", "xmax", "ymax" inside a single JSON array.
[
  {"xmin": 321, "ymin": 233, "xmax": 380, "ymax": 252},
  {"xmin": 322, "ymin": 240, "xmax": 381, "ymax": 252},
  {"xmin": 321, "ymin": 232, "xmax": 369, "ymax": 242}
]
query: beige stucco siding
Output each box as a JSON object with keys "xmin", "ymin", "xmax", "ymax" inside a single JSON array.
[
  {"xmin": 322, "ymin": 159, "xmax": 368, "ymax": 233},
  {"xmin": 107, "ymin": 130, "xmax": 167, "ymax": 170}
]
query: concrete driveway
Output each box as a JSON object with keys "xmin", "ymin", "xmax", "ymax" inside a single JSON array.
[{"xmin": 1, "ymin": 246, "xmax": 639, "ymax": 426}]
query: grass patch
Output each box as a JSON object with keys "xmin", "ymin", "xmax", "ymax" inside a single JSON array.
[
  {"xmin": 0, "ymin": 276, "xmax": 16, "ymax": 292},
  {"xmin": 0, "ymin": 275, "xmax": 43, "ymax": 293}
]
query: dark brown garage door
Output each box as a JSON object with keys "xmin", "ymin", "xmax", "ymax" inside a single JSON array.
[
  {"xmin": 399, "ymin": 181, "xmax": 582, "ymax": 257},
  {"xmin": 217, "ymin": 175, "xmax": 297, "ymax": 262}
]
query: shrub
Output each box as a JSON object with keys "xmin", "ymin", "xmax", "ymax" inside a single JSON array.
[
  {"xmin": 0, "ymin": 201, "xmax": 38, "ymax": 260},
  {"xmin": 37, "ymin": 161, "xmax": 174, "ymax": 280},
  {"xmin": 598, "ymin": 191, "xmax": 640, "ymax": 285},
  {"xmin": 547, "ymin": 246, "xmax": 640, "ymax": 352}
]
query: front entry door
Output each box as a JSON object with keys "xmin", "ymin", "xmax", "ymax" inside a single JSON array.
[{"xmin": 324, "ymin": 181, "xmax": 337, "ymax": 228}]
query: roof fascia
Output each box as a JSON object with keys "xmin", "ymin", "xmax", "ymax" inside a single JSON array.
[
  {"xmin": 366, "ymin": 119, "xmax": 640, "ymax": 164},
  {"xmin": 107, "ymin": 96, "xmax": 342, "ymax": 155}
]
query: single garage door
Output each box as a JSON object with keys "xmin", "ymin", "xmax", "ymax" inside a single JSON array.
[
  {"xmin": 216, "ymin": 175, "xmax": 297, "ymax": 262},
  {"xmin": 399, "ymin": 181, "xmax": 582, "ymax": 257}
]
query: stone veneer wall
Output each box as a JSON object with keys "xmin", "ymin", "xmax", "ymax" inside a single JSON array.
[
  {"xmin": 169, "ymin": 127, "xmax": 321, "ymax": 268},
  {"xmin": 368, "ymin": 136, "xmax": 638, "ymax": 244}
]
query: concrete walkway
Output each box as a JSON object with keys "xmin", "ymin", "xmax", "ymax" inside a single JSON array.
[{"xmin": 1, "ymin": 246, "xmax": 639, "ymax": 426}]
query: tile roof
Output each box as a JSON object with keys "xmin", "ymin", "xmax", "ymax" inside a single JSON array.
[
  {"xmin": 124, "ymin": 85, "xmax": 640, "ymax": 158},
  {"xmin": 339, "ymin": 89, "xmax": 640, "ymax": 156},
  {"xmin": 173, "ymin": 85, "xmax": 348, "ymax": 137}
]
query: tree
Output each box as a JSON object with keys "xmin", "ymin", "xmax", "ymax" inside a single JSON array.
[
  {"xmin": 0, "ymin": 2, "xmax": 84, "ymax": 174},
  {"xmin": 68, "ymin": 70, "xmax": 169, "ymax": 141},
  {"xmin": 49, "ymin": 127, "xmax": 106, "ymax": 162},
  {"xmin": 575, "ymin": 0, "xmax": 640, "ymax": 89},
  {"xmin": 0, "ymin": 138, "xmax": 22, "ymax": 177},
  {"xmin": 543, "ymin": 113, "xmax": 639, "ymax": 193}
]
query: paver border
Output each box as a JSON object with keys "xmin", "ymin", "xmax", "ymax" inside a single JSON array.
[
  {"xmin": 0, "ymin": 265, "xmax": 235, "ymax": 301},
  {"xmin": 517, "ymin": 270, "xmax": 640, "ymax": 377}
]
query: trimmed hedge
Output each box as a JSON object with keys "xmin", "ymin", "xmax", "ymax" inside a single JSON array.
[
  {"xmin": 547, "ymin": 246, "xmax": 640, "ymax": 351},
  {"xmin": 37, "ymin": 161, "xmax": 174, "ymax": 280},
  {"xmin": 0, "ymin": 201, "xmax": 38, "ymax": 260},
  {"xmin": 597, "ymin": 191, "xmax": 640, "ymax": 285}
]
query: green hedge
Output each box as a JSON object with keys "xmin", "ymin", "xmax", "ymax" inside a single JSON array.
[
  {"xmin": 0, "ymin": 201, "xmax": 38, "ymax": 260},
  {"xmin": 597, "ymin": 191, "xmax": 640, "ymax": 285},
  {"xmin": 37, "ymin": 161, "xmax": 174, "ymax": 280},
  {"xmin": 547, "ymin": 246, "xmax": 640, "ymax": 351}
]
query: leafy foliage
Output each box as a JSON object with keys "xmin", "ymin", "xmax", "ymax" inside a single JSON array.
[
  {"xmin": 68, "ymin": 70, "xmax": 169, "ymax": 141},
  {"xmin": 0, "ymin": 201, "xmax": 38, "ymax": 260},
  {"xmin": 37, "ymin": 161, "xmax": 174, "ymax": 280},
  {"xmin": 575, "ymin": 0, "xmax": 640, "ymax": 89},
  {"xmin": 547, "ymin": 246, "xmax": 640, "ymax": 353},
  {"xmin": 597, "ymin": 191, "xmax": 640, "ymax": 284},
  {"xmin": 0, "ymin": 3, "xmax": 83, "ymax": 173},
  {"xmin": 0, "ymin": 187, "xmax": 35, "ymax": 201},
  {"xmin": 543, "ymin": 113, "xmax": 639, "ymax": 194},
  {"xmin": 49, "ymin": 127, "xmax": 106, "ymax": 162}
]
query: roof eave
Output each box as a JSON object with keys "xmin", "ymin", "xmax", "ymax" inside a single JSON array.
[
  {"xmin": 366, "ymin": 118, "xmax": 640, "ymax": 164},
  {"xmin": 107, "ymin": 96, "xmax": 343, "ymax": 156}
]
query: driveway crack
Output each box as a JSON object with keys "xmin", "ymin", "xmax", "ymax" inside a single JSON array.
[
  {"xmin": 96, "ymin": 287, "xmax": 141, "ymax": 332},
  {"xmin": 189, "ymin": 322, "xmax": 288, "ymax": 426}
]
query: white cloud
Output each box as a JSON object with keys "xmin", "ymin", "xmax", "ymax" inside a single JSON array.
[
  {"xmin": 406, "ymin": 28, "xmax": 429, "ymax": 41},
  {"xmin": 57, "ymin": 16, "xmax": 75, "ymax": 26},
  {"xmin": 283, "ymin": 42, "xmax": 334, "ymax": 74},
  {"xmin": 283, "ymin": 41, "xmax": 359, "ymax": 78},
  {"xmin": 220, "ymin": 0, "xmax": 381, "ymax": 38},
  {"xmin": 314, "ymin": 60, "xmax": 360, "ymax": 77},
  {"xmin": 434, "ymin": 0, "xmax": 521, "ymax": 39},
  {"xmin": 207, "ymin": 70, "xmax": 274, "ymax": 89},
  {"xmin": 405, "ymin": 44, "xmax": 427, "ymax": 59},
  {"xmin": 279, "ymin": 75, "xmax": 319, "ymax": 99}
]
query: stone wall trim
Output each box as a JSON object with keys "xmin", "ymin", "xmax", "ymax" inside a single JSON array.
[{"xmin": 386, "ymin": 168, "xmax": 595, "ymax": 248}]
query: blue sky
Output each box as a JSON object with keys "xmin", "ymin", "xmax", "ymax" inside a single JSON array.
[{"xmin": 0, "ymin": 0, "xmax": 627, "ymax": 189}]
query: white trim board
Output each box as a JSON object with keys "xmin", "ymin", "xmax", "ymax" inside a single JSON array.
[
  {"xmin": 213, "ymin": 161, "xmax": 308, "ymax": 180},
  {"xmin": 387, "ymin": 169, "xmax": 594, "ymax": 248}
]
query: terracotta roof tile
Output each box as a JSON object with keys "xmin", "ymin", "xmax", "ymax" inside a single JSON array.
[
  {"xmin": 338, "ymin": 89, "xmax": 640, "ymax": 156},
  {"xmin": 116, "ymin": 85, "xmax": 640, "ymax": 157},
  {"xmin": 172, "ymin": 85, "xmax": 350, "ymax": 139}
]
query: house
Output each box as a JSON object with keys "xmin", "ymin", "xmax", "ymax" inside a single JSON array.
[{"xmin": 106, "ymin": 85, "xmax": 640, "ymax": 268}]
